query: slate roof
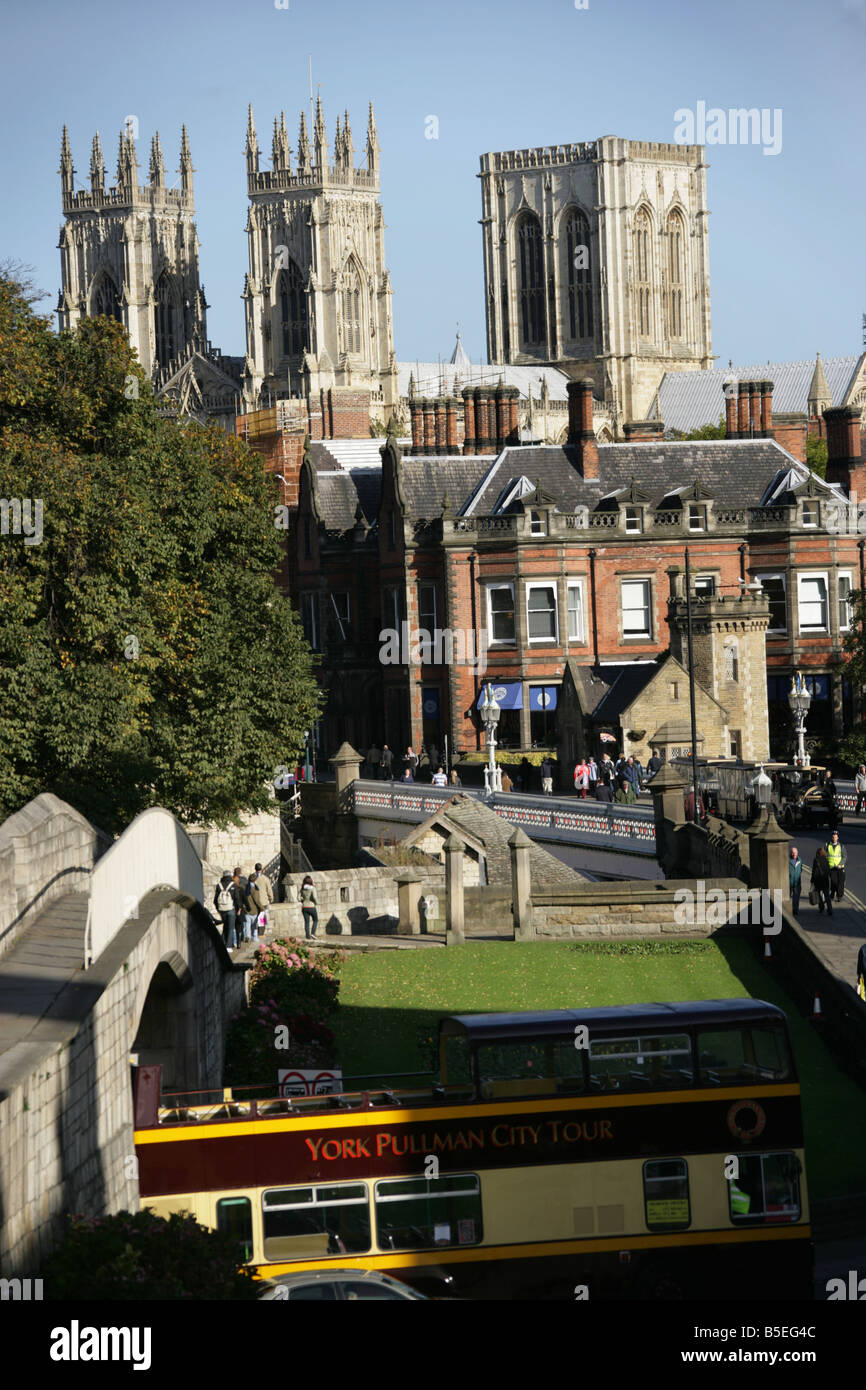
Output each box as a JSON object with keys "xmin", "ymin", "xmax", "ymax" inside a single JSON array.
[
  {"xmin": 399, "ymin": 456, "xmax": 491, "ymax": 520},
  {"xmin": 315, "ymin": 468, "xmax": 382, "ymax": 531},
  {"xmin": 409, "ymin": 795, "xmax": 588, "ymax": 888},
  {"xmin": 654, "ymin": 355, "xmax": 864, "ymax": 434},
  {"xmin": 463, "ymin": 439, "xmax": 816, "ymax": 515},
  {"xmin": 398, "ymin": 360, "xmax": 571, "ymax": 402},
  {"xmin": 591, "ymin": 663, "xmax": 660, "ymax": 720}
]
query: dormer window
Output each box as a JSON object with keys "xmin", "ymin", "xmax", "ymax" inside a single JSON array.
[
  {"xmin": 802, "ymin": 500, "xmax": 818, "ymax": 528},
  {"xmin": 530, "ymin": 509, "xmax": 547, "ymax": 535},
  {"xmin": 625, "ymin": 506, "xmax": 642, "ymax": 534},
  {"xmin": 687, "ymin": 503, "xmax": 705, "ymax": 532}
]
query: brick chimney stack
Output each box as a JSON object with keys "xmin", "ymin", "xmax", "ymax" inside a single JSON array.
[
  {"xmin": 422, "ymin": 399, "xmax": 435, "ymax": 452},
  {"xmin": 462, "ymin": 386, "xmax": 476, "ymax": 454},
  {"xmin": 623, "ymin": 421, "xmax": 664, "ymax": 442},
  {"xmin": 507, "ymin": 386, "xmax": 519, "ymax": 444},
  {"xmin": 749, "ymin": 381, "xmax": 761, "ymax": 437},
  {"xmin": 474, "ymin": 386, "xmax": 491, "ymax": 454},
  {"xmin": 737, "ymin": 381, "xmax": 750, "ymax": 436},
  {"xmin": 434, "ymin": 398, "xmax": 447, "ymax": 454},
  {"xmin": 567, "ymin": 378, "xmax": 599, "ymax": 480},
  {"xmin": 824, "ymin": 406, "xmax": 865, "ymax": 495},
  {"xmin": 760, "ymin": 381, "xmax": 774, "ymax": 437},
  {"xmin": 495, "ymin": 383, "xmax": 508, "ymax": 451},
  {"xmin": 445, "ymin": 396, "xmax": 458, "ymax": 452},
  {"xmin": 724, "ymin": 382, "xmax": 738, "ymax": 437},
  {"xmin": 409, "ymin": 399, "xmax": 423, "ymax": 454}
]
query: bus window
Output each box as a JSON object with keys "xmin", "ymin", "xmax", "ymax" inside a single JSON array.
[
  {"xmin": 698, "ymin": 1027, "xmax": 792, "ymax": 1085},
  {"xmin": 216, "ymin": 1196, "xmax": 253, "ymax": 1262},
  {"xmin": 374, "ymin": 1174, "xmax": 482, "ymax": 1252},
  {"xmin": 728, "ymin": 1153, "xmax": 800, "ymax": 1225},
  {"xmin": 476, "ymin": 1040, "xmax": 584, "ymax": 1098},
  {"xmin": 262, "ymin": 1183, "xmax": 371, "ymax": 1261},
  {"xmin": 643, "ymin": 1159, "xmax": 691, "ymax": 1232},
  {"xmin": 588, "ymin": 1034, "xmax": 693, "ymax": 1092}
]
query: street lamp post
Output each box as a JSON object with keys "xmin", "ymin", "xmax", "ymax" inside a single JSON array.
[
  {"xmin": 479, "ymin": 683, "xmax": 502, "ymax": 798},
  {"xmin": 751, "ymin": 763, "xmax": 773, "ymax": 823},
  {"xmin": 788, "ymin": 672, "xmax": 812, "ymax": 769}
]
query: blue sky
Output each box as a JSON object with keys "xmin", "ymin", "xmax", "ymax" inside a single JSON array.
[{"xmin": 2, "ymin": 0, "xmax": 864, "ymax": 368}]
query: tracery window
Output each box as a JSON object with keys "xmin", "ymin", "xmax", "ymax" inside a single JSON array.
[
  {"xmin": 564, "ymin": 209, "xmax": 593, "ymax": 340},
  {"xmin": 91, "ymin": 272, "xmax": 122, "ymax": 322},
  {"xmin": 634, "ymin": 207, "xmax": 653, "ymax": 339},
  {"xmin": 155, "ymin": 271, "xmax": 177, "ymax": 371},
  {"xmin": 341, "ymin": 263, "xmax": 363, "ymax": 355},
  {"xmin": 278, "ymin": 260, "xmax": 309, "ymax": 359},
  {"xmin": 516, "ymin": 214, "xmax": 545, "ymax": 349},
  {"xmin": 666, "ymin": 212, "xmax": 685, "ymax": 340}
]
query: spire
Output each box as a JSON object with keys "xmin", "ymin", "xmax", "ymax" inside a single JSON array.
[
  {"xmin": 60, "ymin": 125, "xmax": 75, "ymax": 196},
  {"xmin": 179, "ymin": 124, "xmax": 194, "ymax": 198},
  {"xmin": 116, "ymin": 124, "xmax": 138, "ymax": 190},
  {"xmin": 450, "ymin": 330, "xmax": 470, "ymax": 371},
  {"xmin": 116, "ymin": 129, "xmax": 126, "ymax": 186},
  {"xmin": 366, "ymin": 101, "xmax": 379, "ymax": 173},
  {"xmin": 314, "ymin": 92, "xmax": 327, "ymax": 170},
  {"xmin": 297, "ymin": 110, "xmax": 311, "ymax": 173},
  {"xmin": 279, "ymin": 110, "xmax": 291, "ymax": 171},
  {"xmin": 149, "ymin": 131, "xmax": 165, "ymax": 188},
  {"xmin": 334, "ymin": 113, "xmax": 343, "ymax": 169},
  {"xmin": 343, "ymin": 109, "xmax": 354, "ymax": 169},
  {"xmin": 245, "ymin": 103, "xmax": 259, "ymax": 176},
  {"xmin": 90, "ymin": 132, "xmax": 105, "ymax": 194},
  {"xmin": 807, "ymin": 352, "xmax": 831, "ymax": 416},
  {"xmin": 272, "ymin": 115, "xmax": 282, "ymax": 170}
]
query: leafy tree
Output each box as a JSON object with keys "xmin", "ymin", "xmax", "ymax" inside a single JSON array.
[
  {"xmin": 839, "ymin": 589, "xmax": 866, "ymax": 769},
  {"xmin": 668, "ymin": 417, "xmax": 726, "ymax": 441},
  {"xmin": 0, "ymin": 274, "xmax": 321, "ymax": 833},
  {"xmin": 806, "ymin": 434, "xmax": 827, "ymax": 477},
  {"xmin": 40, "ymin": 1209, "xmax": 260, "ymax": 1300}
]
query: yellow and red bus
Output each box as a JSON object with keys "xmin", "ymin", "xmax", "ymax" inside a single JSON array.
[{"xmin": 133, "ymin": 998, "xmax": 811, "ymax": 1299}]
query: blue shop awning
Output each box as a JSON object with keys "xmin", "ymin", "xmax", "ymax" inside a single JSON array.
[
  {"xmin": 529, "ymin": 684, "xmax": 558, "ymax": 711},
  {"xmin": 477, "ymin": 681, "xmax": 523, "ymax": 710}
]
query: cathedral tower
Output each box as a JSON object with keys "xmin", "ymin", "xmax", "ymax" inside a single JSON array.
[
  {"xmin": 479, "ymin": 136, "xmax": 713, "ymax": 430},
  {"xmin": 57, "ymin": 123, "xmax": 208, "ymax": 380},
  {"xmin": 243, "ymin": 98, "xmax": 397, "ymax": 415}
]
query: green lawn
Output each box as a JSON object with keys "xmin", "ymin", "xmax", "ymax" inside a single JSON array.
[{"xmin": 332, "ymin": 939, "xmax": 866, "ymax": 1204}]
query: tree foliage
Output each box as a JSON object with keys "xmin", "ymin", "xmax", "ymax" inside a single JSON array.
[
  {"xmin": 0, "ymin": 274, "xmax": 320, "ymax": 833},
  {"xmin": 806, "ymin": 434, "xmax": 827, "ymax": 477},
  {"xmin": 668, "ymin": 417, "xmax": 726, "ymax": 441}
]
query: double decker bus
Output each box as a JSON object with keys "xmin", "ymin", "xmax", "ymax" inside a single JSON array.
[{"xmin": 133, "ymin": 999, "xmax": 811, "ymax": 1300}]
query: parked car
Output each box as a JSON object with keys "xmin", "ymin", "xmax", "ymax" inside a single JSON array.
[{"xmin": 259, "ymin": 1268, "xmax": 429, "ymax": 1301}]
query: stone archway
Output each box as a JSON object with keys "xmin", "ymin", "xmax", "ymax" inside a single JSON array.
[{"xmin": 131, "ymin": 950, "xmax": 197, "ymax": 1094}]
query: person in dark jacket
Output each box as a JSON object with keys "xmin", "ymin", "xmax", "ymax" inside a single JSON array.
[
  {"xmin": 646, "ymin": 748, "xmax": 662, "ymax": 780},
  {"xmin": 821, "ymin": 771, "xmax": 840, "ymax": 833},
  {"xmin": 381, "ymin": 744, "xmax": 394, "ymax": 779},
  {"xmin": 788, "ymin": 846, "xmax": 802, "ymax": 916},
  {"xmin": 811, "ymin": 847, "xmax": 832, "ymax": 916},
  {"xmin": 214, "ymin": 871, "xmax": 240, "ymax": 951},
  {"xmin": 595, "ymin": 753, "xmax": 615, "ymax": 803}
]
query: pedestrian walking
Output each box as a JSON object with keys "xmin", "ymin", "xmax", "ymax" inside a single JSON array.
[
  {"xmin": 855, "ymin": 766, "xmax": 866, "ymax": 815},
  {"xmin": 595, "ymin": 753, "xmax": 615, "ymax": 803},
  {"xmin": 587, "ymin": 755, "xmax": 598, "ymax": 796},
  {"xmin": 573, "ymin": 757, "xmax": 590, "ymax": 798},
  {"xmin": 431, "ymin": 765, "xmax": 448, "ymax": 787},
  {"xmin": 825, "ymin": 830, "xmax": 847, "ymax": 902},
  {"xmin": 250, "ymin": 863, "xmax": 273, "ymax": 938},
  {"xmin": 541, "ymin": 756, "xmax": 554, "ymax": 796},
  {"xmin": 214, "ymin": 871, "xmax": 239, "ymax": 952},
  {"xmin": 449, "ymin": 768, "xmax": 462, "ymax": 788},
  {"xmin": 646, "ymin": 747, "xmax": 662, "ymax": 781},
  {"xmin": 404, "ymin": 746, "xmax": 419, "ymax": 778},
  {"xmin": 299, "ymin": 875, "xmax": 318, "ymax": 939},
  {"xmin": 241, "ymin": 871, "xmax": 260, "ymax": 942},
  {"xmin": 366, "ymin": 743, "xmax": 381, "ymax": 779},
  {"xmin": 822, "ymin": 770, "xmax": 839, "ymax": 833},
  {"xmin": 811, "ymin": 847, "xmax": 832, "ymax": 916},
  {"xmin": 623, "ymin": 756, "xmax": 642, "ymax": 796},
  {"xmin": 788, "ymin": 846, "xmax": 802, "ymax": 917},
  {"xmin": 381, "ymin": 744, "xmax": 394, "ymax": 779}
]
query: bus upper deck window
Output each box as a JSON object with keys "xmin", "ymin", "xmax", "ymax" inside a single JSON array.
[
  {"xmin": 589, "ymin": 1034, "xmax": 693, "ymax": 1093},
  {"xmin": 698, "ymin": 1028, "xmax": 791, "ymax": 1085},
  {"xmin": 476, "ymin": 1039, "xmax": 584, "ymax": 1099}
]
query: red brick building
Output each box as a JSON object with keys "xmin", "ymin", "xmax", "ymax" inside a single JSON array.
[{"xmin": 296, "ymin": 379, "xmax": 865, "ymax": 767}]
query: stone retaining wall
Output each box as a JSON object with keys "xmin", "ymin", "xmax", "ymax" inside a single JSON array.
[{"xmin": 271, "ymin": 865, "xmax": 447, "ymax": 935}]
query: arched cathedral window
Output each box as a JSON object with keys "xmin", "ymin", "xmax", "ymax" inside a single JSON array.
[
  {"xmin": 155, "ymin": 272, "xmax": 177, "ymax": 371},
  {"xmin": 666, "ymin": 211, "xmax": 685, "ymax": 340},
  {"xmin": 634, "ymin": 207, "xmax": 653, "ymax": 340},
  {"xmin": 278, "ymin": 261, "xmax": 309, "ymax": 359},
  {"xmin": 91, "ymin": 271, "xmax": 122, "ymax": 323},
  {"xmin": 516, "ymin": 213, "xmax": 545, "ymax": 350},
  {"xmin": 341, "ymin": 263, "xmax": 363, "ymax": 356},
  {"xmin": 563, "ymin": 209, "xmax": 593, "ymax": 341}
]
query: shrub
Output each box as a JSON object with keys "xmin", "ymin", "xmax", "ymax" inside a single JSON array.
[{"xmin": 40, "ymin": 1210, "xmax": 260, "ymax": 1300}]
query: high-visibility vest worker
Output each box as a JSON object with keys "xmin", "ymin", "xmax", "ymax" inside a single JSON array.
[
  {"xmin": 730, "ymin": 1183, "xmax": 751, "ymax": 1216},
  {"xmin": 827, "ymin": 842, "xmax": 843, "ymax": 869}
]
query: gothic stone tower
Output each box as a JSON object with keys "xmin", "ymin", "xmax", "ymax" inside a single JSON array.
[
  {"xmin": 668, "ymin": 584, "xmax": 771, "ymax": 763},
  {"xmin": 479, "ymin": 136, "xmax": 713, "ymax": 430},
  {"xmin": 243, "ymin": 98, "xmax": 398, "ymax": 416},
  {"xmin": 57, "ymin": 124, "xmax": 208, "ymax": 380}
]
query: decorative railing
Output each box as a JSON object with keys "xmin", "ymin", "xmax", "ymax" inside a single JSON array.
[{"xmin": 652, "ymin": 510, "xmax": 682, "ymax": 526}]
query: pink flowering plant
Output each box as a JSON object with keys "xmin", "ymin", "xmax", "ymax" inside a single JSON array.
[{"xmin": 224, "ymin": 938, "xmax": 345, "ymax": 1087}]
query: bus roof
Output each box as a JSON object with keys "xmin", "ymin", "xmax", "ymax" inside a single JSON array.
[{"xmin": 439, "ymin": 999, "xmax": 785, "ymax": 1042}]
